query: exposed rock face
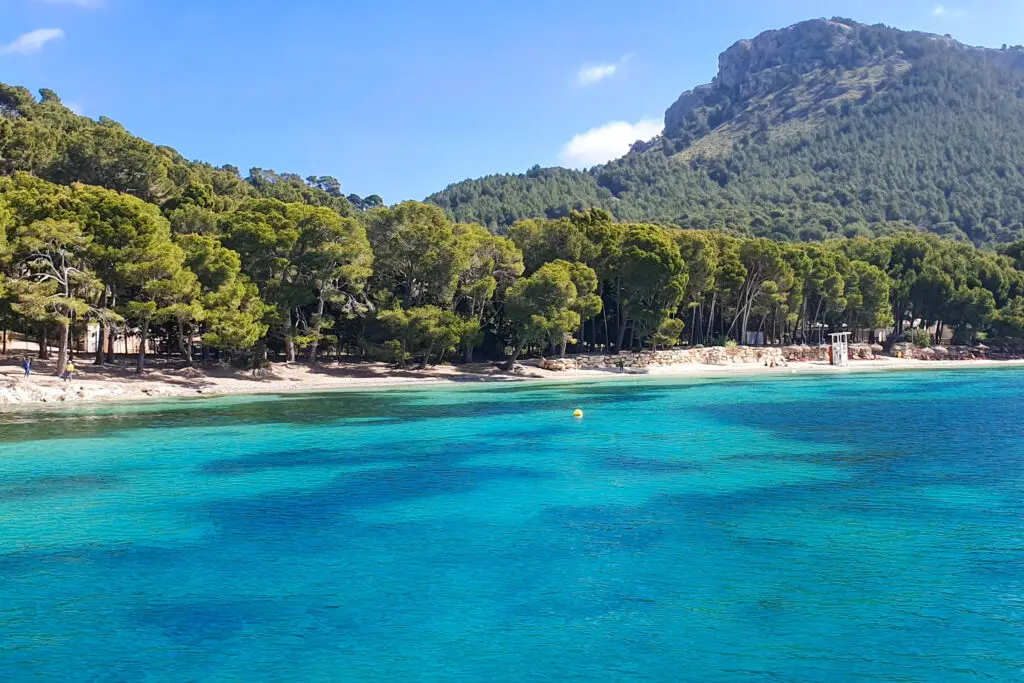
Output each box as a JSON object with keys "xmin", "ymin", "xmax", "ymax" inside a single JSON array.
[
  {"xmin": 629, "ymin": 139, "xmax": 653, "ymax": 154},
  {"xmin": 717, "ymin": 19, "xmax": 856, "ymax": 97},
  {"xmin": 661, "ymin": 18, "xmax": 1024, "ymax": 137},
  {"xmin": 664, "ymin": 84, "xmax": 715, "ymax": 134},
  {"xmin": 664, "ymin": 19, "xmax": 862, "ymax": 134}
]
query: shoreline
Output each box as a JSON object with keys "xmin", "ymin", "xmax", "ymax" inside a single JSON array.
[{"xmin": 2, "ymin": 354, "xmax": 1024, "ymax": 408}]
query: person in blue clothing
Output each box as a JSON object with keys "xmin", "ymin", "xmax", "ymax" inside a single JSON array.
[{"xmin": 22, "ymin": 357, "xmax": 31, "ymax": 378}]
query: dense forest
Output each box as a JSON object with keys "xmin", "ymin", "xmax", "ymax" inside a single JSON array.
[
  {"xmin": 429, "ymin": 19, "xmax": 1024, "ymax": 246},
  {"xmin": 6, "ymin": 18, "xmax": 1024, "ymax": 376}
]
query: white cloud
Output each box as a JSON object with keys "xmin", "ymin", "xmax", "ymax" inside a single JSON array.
[
  {"xmin": 66, "ymin": 102, "xmax": 84, "ymax": 115},
  {"xmin": 932, "ymin": 4, "xmax": 965, "ymax": 18},
  {"xmin": 578, "ymin": 63, "xmax": 617, "ymax": 86},
  {"xmin": 558, "ymin": 119, "xmax": 664, "ymax": 168},
  {"xmin": 0, "ymin": 28, "xmax": 65, "ymax": 56}
]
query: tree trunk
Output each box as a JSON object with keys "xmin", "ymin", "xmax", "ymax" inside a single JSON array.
[
  {"xmin": 68, "ymin": 310, "xmax": 77, "ymax": 361},
  {"xmin": 602, "ymin": 303, "xmax": 610, "ymax": 353},
  {"xmin": 55, "ymin": 321, "xmax": 70, "ymax": 378},
  {"xmin": 463, "ymin": 343, "xmax": 474, "ymax": 363},
  {"xmin": 811, "ymin": 299, "xmax": 823, "ymax": 345},
  {"xmin": 178, "ymin": 319, "xmax": 193, "ymax": 364},
  {"xmin": 38, "ymin": 325, "xmax": 49, "ymax": 360},
  {"xmin": 707, "ymin": 293, "xmax": 717, "ymax": 345},
  {"xmin": 308, "ymin": 295, "xmax": 326, "ymax": 364},
  {"xmin": 794, "ymin": 300, "xmax": 804, "ymax": 344},
  {"xmin": 285, "ymin": 309, "xmax": 297, "ymax": 363},
  {"xmin": 501, "ymin": 339, "xmax": 526, "ymax": 371},
  {"xmin": 614, "ymin": 282, "xmax": 622, "ymax": 351},
  {"xmin": 616, "ymin": 309, "xmax": 629, "ymax": 352},
  {"xmin": 136, "ymin": 321, "xmax": 150, "ymax": 374},
  {"xmin": 1, "ymin": 328, "xmax": 6, "ymax": 355},
  {"xmin": 106, "ymin": 328, "xmax": 116, "ymax": 364},
  {"xmin": 94, "ymin": 288, "xmax": 108, "ymax": 365},
  {"xmin": 95, "ymin": 322, "xmax": 107, "ymax": 365}
]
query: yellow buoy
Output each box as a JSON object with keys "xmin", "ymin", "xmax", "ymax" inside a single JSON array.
[{"xmin": 573, "ymin": 409, "xmax": 583, "ymax": 418}]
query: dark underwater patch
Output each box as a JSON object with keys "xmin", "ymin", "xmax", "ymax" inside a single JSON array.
[{"xmin": 0, "ymin": 474, "xmax": 117, "ymax": 501}]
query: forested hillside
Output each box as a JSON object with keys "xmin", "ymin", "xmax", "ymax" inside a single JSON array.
[
  {"xmin": 428, "ymin": 19, "xmax": 1024, "ymax": 245},
  {"xmin": 0, "ymin": 83, "xmax": 384, "ymax": 216}
]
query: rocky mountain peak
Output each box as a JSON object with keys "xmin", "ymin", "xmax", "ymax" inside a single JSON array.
[
  {"xmin": 663, "ymin": 18, "xmax": 967, "ymax": 136},
  {"xmin": 716, "ymin": 19, "xmax": 857, "ymax": 94}
]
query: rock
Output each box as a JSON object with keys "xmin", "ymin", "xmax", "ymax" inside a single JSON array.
[
  {"xmin": 629, "ymin": 139, "xmax": 651, "ymax": 154},
  {"xmin": 717, "ymin": 20, "xmax": 856, "ymax": 99},
  {"xmin": 890, "ymin": 342, "xmax": 915, "ymax": 358},
  {"xmin": 664, "ymin": 83, "xmax": 716, "ymax": 133},
  {"xmin": 851, "ymin": 343, "xmax": 875, "ymax": 360},
  {"xmin": 540, "ymin": 358, "xmax": 578, "ymax": 372},
  {"xmin": 946, "ymin": 345, "xmax": 976, "ymax": 360}
]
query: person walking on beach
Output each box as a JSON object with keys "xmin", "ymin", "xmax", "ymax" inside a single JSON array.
[
  {"xmin": 22, "ymin": 357, "xmax": 31, "ymax": 378},
  {"xmin": 63, "ymin": 360, "xmax": 75, "ymax": 382}
]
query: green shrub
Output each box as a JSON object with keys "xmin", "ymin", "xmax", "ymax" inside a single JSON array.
[
  {"xmin": 909, "ymin": 328, "xmax": 931, "ymax": 348},
  {"xmin": 382, "ymin": 340, "xmax": 409, "ymax": 365}
]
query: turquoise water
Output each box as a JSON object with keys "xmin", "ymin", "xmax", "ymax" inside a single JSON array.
[{"xmin": 1, "ymin": 369, "xmax": 1023, "ymax": 681}]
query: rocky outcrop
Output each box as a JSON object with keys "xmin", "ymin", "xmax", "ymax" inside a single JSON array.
[
  {"xmin": 536, "ymin": 340, "xmax": 1007, "ymax": 372},
  {"xmin": 664, "ymin": 19, "xmax": 862, "ymax": 133},
  {"xmin": 663, "ymin": 84, "xmax": 715, "ymax": 134},
  {"xmin": 662, "ymin": 18, "xmax": 1024, "ymax": 138},
  {"xmin": 889, "ymin": 343, "xmax": 982, "ymax": 360},
  {"xmin": 539, "ymin": 343, "xmax": 880, "ymax": 371},
  {"xmin": 0, "ymin": 377, "xmax": 94, "ymax": 404},
  {"xmin": 717, "ymin": 19, "xmax": 856, "ymax": 98}
]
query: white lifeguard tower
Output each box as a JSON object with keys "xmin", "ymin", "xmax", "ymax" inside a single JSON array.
[{"xmin": 829, "ymin": 332, "xmax": 851, "ymax": 367}]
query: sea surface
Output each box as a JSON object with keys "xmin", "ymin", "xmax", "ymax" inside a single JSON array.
[{"xmin": 1, "ymin": 369, "xmax": 1022, "ymax": 681}]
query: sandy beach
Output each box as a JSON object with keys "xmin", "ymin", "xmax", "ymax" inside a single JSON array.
[{"xmin": 2, "ymin": 353, "xmax": 1023, "ymax": 406}]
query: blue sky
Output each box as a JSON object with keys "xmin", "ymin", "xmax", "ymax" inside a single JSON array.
[{"xmin": 3, "ymin": 0, "xmax": 1024, "ymax": 202}]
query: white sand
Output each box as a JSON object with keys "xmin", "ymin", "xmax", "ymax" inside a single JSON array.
[{"xmin": 1, "ymin": 354, "xmax": 1022, "ymax": 406}]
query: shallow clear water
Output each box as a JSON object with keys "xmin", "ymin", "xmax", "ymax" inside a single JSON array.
[{"xmin": 1, "ymin": 369, "xmax": 1023, "ymax": 681}]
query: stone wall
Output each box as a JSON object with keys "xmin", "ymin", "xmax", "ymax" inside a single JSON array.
[
  {"xmin": 889, "ymin": 343, "xmax": 983, "ymax": 360},
  {"xmin": 539, "ymin": 343, "xmax": 879, "ymax": 372}
]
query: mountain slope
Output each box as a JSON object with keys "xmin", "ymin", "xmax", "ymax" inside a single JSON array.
[{"xmin": 427, "ymin": 18, "xmax": 1024, "ymax": 245}]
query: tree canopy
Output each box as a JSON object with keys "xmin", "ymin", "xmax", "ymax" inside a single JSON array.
[{"xmin": 6, "ymin": 17, "xmax": 1024, "ymax": 372}]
